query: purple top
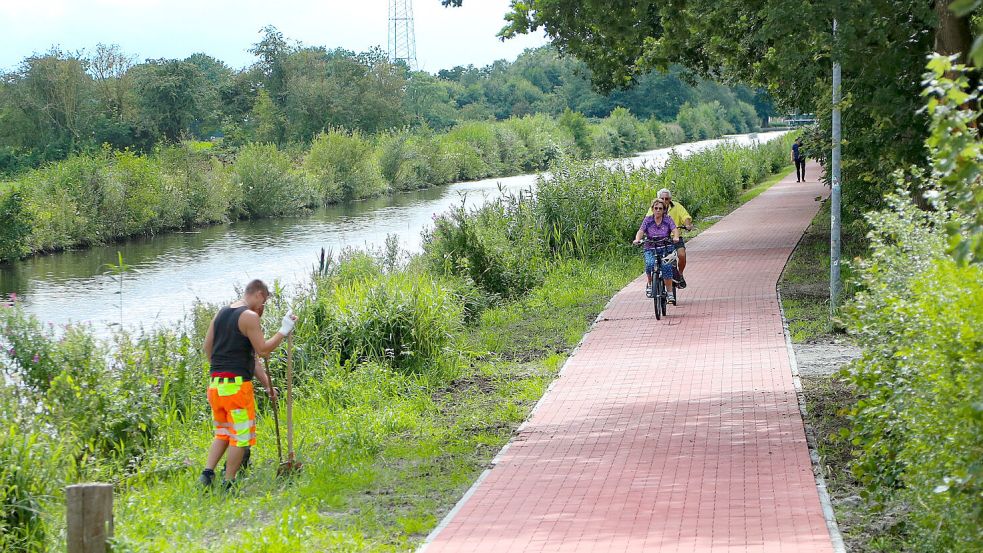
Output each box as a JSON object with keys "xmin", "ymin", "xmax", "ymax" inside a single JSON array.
[{"xmin": 639, "ymin": 215, "xmax": 676, "ymax": 249}]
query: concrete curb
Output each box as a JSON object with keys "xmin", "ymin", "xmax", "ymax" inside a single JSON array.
[{"xmin": 776, "ymin": 207, "xmax": 847, "ymax": 553}]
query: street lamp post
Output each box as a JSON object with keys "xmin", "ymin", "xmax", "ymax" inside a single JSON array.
[{"xmin": 830, "ymin": 19, "xmax": 842, "ymax": 313}]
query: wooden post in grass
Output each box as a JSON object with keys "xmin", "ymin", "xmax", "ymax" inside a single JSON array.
[{"xmin": 66, "ymin": 483, "xmax": 113, "ymax": 553}]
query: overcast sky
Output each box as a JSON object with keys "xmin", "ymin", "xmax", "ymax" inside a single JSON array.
[{"xmin": 0, "ymin": 0, "xmax": 550, "ymax": 73}]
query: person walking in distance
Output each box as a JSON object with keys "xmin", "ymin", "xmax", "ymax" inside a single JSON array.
[
  {"xmin": 792, "ymin": 137, "xmax": 807, "ymax": 182},
  {"xmin": 200, "ymin": 279, "xmax": 296, "ymax": 490}
]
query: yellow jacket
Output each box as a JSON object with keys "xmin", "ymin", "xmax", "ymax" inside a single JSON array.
[{"xmin": 647, "ymin": 201, "xmax": 692, "ymax": 227}]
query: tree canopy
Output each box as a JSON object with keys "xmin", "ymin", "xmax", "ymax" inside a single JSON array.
[{"xmin": 446, "ymin": 0, "xmax": 980, "ymax": 222}]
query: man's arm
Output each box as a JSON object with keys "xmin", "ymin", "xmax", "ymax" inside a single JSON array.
[
  {"xmin": 239, "ymin": 310, "xmax": 287, "ymax": 358},
  {"xmin": 253, "ymin": 356, "xmax": 277, "ymax": 402},
  {"xmin": 676, "ymin": 205, "xmax": 694, "ymax": 230},
  {"xmin": 203, "ymin": 315, "xmax": 217, "ymax": 362}
]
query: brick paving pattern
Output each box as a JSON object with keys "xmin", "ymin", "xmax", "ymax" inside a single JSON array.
[{"xmin": 425, "ymin": 163, "xmax": 833, "ymax": 552}]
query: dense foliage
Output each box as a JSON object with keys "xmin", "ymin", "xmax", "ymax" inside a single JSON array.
[
  {"xmin": 466, "ymin": 0, "xmax": 980, "ymax": 227},
  {"xmin": 0, "ymin": 135, "xmax": 792, "ymax": 550},
  {"xmin": 424, "ymin": 135, "xmax": 793, "ymax": 297},
  {"xmin": 844, "ymin": 193, "xmax": 982, "ymax": 551},
  {"xmin": 840, "ymin": 58, "xmax": 982, "ymax": 551},
  {"xmin": 0, "ymin": 27, "xmax": 771, "ymax": 176}
]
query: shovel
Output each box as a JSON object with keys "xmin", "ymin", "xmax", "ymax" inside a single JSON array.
[{"xmin": 276, "ymin": 332, "xmax": 302, "ymax": 476}]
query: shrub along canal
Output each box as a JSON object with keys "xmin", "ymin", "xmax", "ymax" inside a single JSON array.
[{"xmin": 0, "ymin": 131, "xmax": 785, "ymax": 333}]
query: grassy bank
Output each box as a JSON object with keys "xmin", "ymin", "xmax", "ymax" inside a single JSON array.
[
  {"xmin": 1, "ymin": 135, "xmax": 793, "ymax": 552},
  {"xmin": 778, "ymin": 205, "xmax": 877, "ymax": 550}
]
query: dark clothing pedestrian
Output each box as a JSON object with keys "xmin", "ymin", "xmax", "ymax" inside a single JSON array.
[{"xmin": 792, "ymin": 141, "xmax": 806, "ymax": 182}]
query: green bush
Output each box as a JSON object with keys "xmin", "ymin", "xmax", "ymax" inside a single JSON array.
[
  {"xmin": 103, "ymin": 149, "xmax": 177, "ymax": 236},
  {"xmin": 558, "ymin": 108, "xmax": 592, "ymax": 158},
  {"xmin": 0, "ymin": 188, "xmax": 30, "ymax": 262},
  {"xmin": 492, "ymin": 124, "xmax": 530, "ymax": 174},
  {"xmin": 589, "ymin": 124, "xmax": 622, "ymax": 158},
  {"xmin": 305, "ymin": 129, "xmax": 387, "ymax": 202},
  {"xmin": 441, "ymin": 122, "xmax": 500, "ymax": 180},
  {"xmin": 157, "ymin": 145, "xmax": 236, "ymax": 226},
  {"xmin": 306, "ymin": 271, "xmax": 462, "ymax": 373},
  {"xmin": 21, "ymin": 152, "xmax": 109, "ymax": 251},
  {"xmin": 600, "ymin": 107, "xmax": 653, "ymax": 155},
  {"xmin": 844, "ymin": 190, "xmax": 982, "ymax": 552},
  {"xmin": 504, "ymin": 114, "xmax": 572, "ymax": 171},
  {"xmin": 533, "ymin": 161, "xmax": 652, "ymax": 255},
  {"xmin": 423, "ymin": 199, "xmax": 549, "ymax": 298},
  {"xmin": 378, "ymin": 129, "xmax": 455, "ymax": 191},
  {"xmin": 648, "ymin": 121, "xmax": 686, "ymax": 148},
  {"xmin": 676, "ymin": 101, "xmax": 735, "ymax": 140},
  {"xmin": 232, "ymin": 143, "xmax": 306, "ymax": 217}
]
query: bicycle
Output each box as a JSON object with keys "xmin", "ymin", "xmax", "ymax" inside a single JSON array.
[{"xmin": 635, "ymin": 236, "xmax": 680, "ymax": 319}]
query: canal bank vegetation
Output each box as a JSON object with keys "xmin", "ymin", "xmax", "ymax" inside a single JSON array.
[
  {"xmin": 0, "ymin": 135, "xmax": 792, "ymax": 551},
  {"xmin": 0, "ymin": 106, "xmax": 759, "ymax": 262}
]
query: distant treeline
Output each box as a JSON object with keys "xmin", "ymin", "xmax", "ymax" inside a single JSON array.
[{"xmin": 0, "ymin": 26, "xmax": 773, "ymax": 175}]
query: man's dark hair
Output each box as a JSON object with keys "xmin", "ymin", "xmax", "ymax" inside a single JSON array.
[{"xmin": 245, "ymin": 279, "xmax": 270, "ymax": 297}]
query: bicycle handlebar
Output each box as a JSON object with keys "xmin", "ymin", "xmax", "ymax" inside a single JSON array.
[{"xmin": 634, "ymin": 236, "xmax": 676, "ymax": 247}]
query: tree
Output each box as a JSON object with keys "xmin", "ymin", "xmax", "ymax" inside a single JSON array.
[
  {"xmin": 1, "ymin": 50, "xmax": 93, "ymax": 159},
  {"xmin": 447, "ymin": 0, "xmax": 967, "ymax": 220},
  {"xmin": 249, "ymin": 25, "xmax": 291, "ymax": 104},
  {"xmin": 89, "ymin": 43, "xmax": 135, "ymax": 121},
  {"xmin": 404, "ymin": 71, "xmax": 459, "ymax": 129},
  {"xmin": 133, "ymin": 59, "xmax": 207, "ymax": 142}
]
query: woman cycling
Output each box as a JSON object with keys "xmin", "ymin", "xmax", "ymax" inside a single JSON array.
[{"xmin": 633, "ymin": 198, "xmax": 680, "ymax": 303}]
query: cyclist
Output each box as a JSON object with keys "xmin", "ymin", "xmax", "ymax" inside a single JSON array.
[
  {"xmin": 657, "ymin": 188, "xmax": 691, "ymax": 288},
  {"xmin": 633, "ymin": 198, "xmax": 680, "ymax": 304}
]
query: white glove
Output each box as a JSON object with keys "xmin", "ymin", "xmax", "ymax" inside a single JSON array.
[{"xmin": 278, "ymin": 309, "xmax": 296, "ymax": 335}]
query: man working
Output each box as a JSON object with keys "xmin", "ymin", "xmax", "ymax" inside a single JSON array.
[
  {"xmin": 647, "ymin": 187, "xmax": 691, "ymax": 288},
  {"xmin": 199, "ymin": 279, "xmax": 296, "ymax": 490}
]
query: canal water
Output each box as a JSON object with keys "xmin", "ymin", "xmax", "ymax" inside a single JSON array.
[{"xmin": 0, "ymin": 132, "xmax": 786, "ymax": 334}]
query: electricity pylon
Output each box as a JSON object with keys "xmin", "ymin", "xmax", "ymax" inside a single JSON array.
[{"xmin": 388, "ymin": 0, "xmax": 418, "ymax": 70}]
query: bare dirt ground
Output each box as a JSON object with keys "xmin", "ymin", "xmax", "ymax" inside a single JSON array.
[{"xmin": 793, "ymin": 338, "xmax": 861, "ymax": 377}]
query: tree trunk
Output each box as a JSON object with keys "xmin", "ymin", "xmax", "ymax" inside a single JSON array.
[{"xmin": 934, "ymin": 0, "xmax": 974, "ymax": 60}]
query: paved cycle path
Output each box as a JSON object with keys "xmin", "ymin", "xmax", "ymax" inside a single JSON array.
[{"xmin": 424, "ymin": 163, "xmax": 833, "ymax": 552}]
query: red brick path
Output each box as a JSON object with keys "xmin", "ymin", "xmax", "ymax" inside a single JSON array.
[{"xmin": 425, "ymin": 163, "xmax": 833, "ymax": 552}]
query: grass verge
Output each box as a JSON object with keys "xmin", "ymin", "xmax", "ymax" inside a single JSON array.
[
  {"xmin": 738, "ymin": 166, "xmax": 793, "ymax": 204},
  {"xmin": 779, "ymin": 205, "xmax": 909, "ymax": 552}
]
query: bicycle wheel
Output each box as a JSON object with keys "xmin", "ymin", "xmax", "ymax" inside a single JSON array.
[{"xmin": 653, "ymin": 279, "xmax": 662, "ymax": 320}]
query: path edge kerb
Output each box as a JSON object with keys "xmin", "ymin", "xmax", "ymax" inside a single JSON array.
[
  {"xmin": 776, "ymin": 198, "xmax": 847, "ymax": 553},
  {"xmin": 417, "ymin": 303, "xmax": 614, "ymax": 553}
]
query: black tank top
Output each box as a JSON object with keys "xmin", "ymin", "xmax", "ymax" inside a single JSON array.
[{"xmin": 210, "ymin": 305, "xmax": 255, "ymax": 378}]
